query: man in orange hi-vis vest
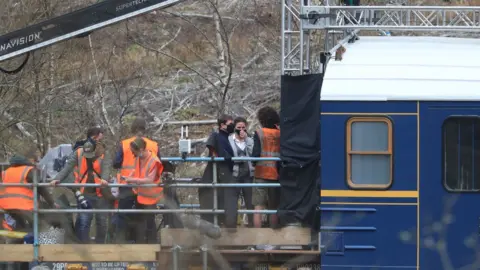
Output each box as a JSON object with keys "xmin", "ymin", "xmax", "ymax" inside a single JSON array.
[
  {"xmin": 0, "ymin": 147, "xmax": 57, "ymax": 233},
  {"xmin": 252, "ymin": 106, "xmax": 281, "ymax": 229},
  {"xmin": 113, "ymin": 117, "xmax": 161, "ymax": 243},
  {"xmin": 122, "ymin": 136, "xmax": 163, "ymax": 244}
]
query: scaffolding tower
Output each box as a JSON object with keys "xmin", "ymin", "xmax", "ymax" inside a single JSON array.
[{"xmin": 282, "ymin": 0, "xmax": 480, "ymax": 75}]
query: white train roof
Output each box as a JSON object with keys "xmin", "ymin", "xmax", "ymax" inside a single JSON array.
[{"xmin": 321, "ymin": 36, "xmax": 480, "ymax": 101}]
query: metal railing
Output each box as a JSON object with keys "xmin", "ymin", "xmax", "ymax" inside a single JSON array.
[{"xmin": 0, "ymin": 156, "xmax": 283, "ymax": 265}]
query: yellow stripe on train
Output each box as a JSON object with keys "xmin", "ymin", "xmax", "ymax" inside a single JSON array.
[{"xmin": 321, "ymin": 190, "xmax": 418, "ymax": 198}]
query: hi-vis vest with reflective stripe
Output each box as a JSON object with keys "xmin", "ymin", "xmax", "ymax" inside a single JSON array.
[
  {"xmin": 0, "ymin": 166, "xmax": 34, "ymax": 211},
  {"xmin": 254, "ymin": 127, "xmax": 280, "ymax": 180},
  {"xmin": 134, "ymin": 153, "xmax": 163, "ymax": 205},
  {"xmin": 73, "ymin": 150, "xmax": 104, "ymax": 197},
  {"xmin": 117, "ymin": 136, "xmax": 158, "ymax": 185}
]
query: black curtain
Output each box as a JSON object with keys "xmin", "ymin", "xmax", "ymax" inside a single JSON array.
[{"xmin": 277, "ymin": 74, "xmax": 322, "ymax": 230}]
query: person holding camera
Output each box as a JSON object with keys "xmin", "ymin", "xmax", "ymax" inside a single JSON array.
[{"xmin": 50, "ymin": 140, "xmax": 113, "ymax": 243}]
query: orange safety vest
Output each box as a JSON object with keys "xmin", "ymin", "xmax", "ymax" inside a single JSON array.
[
  {"xmin": 73, "ymin": 150, "xmax": 104, "ymax": 197},
  {"xmin": 117, "ymin": 136, "xmax": 159, "ymax": 193},
  {"xmin": 0, "ymin": 166, "xmax": 34, "ymax": 211},
  {"xmin": 254, "ymin": 127, "xmax": 280, "ymax": 181},
  {"xmin": 134, "ymin": 153, "xmax": 164, "ymax": 205}
]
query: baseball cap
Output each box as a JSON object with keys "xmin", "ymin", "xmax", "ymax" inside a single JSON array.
[{"xmin": 82, "ymin": 141, "xmax": 96, "ymax": 159}]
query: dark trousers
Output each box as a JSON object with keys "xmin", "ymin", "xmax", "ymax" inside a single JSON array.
[
  {"xmin": 219, "ymin": 166, "xmax": 238, "ymax": 229},
  {"xmin": 114, "ymin": 188, "xmax": 137, "ymax": 243},
  {"xmin": 135, "ymin": 203, "xmax": 157, "ymax": 243},
  {"xmin": 199, "ymin": 164, "xmax": 237, "ymax": 228},
  {"xmin": 235, "ymin": 168, "xmax": 254, "ymax": 227}
]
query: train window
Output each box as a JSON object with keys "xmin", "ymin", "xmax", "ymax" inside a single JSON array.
[
  {"xmin": 346, "ymin": 117, "xmax": 393, "ymax": 188},
  {"xmin": 443, "ymin": 117, "xmax": 480, "ymax": 192}
]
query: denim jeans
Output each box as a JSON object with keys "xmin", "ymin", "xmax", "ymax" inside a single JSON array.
[{"xmin": 75, "ymin": 194, "xmax": 110, "ymax": 243}]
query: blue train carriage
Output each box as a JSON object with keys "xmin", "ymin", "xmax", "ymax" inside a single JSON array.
[{"xmin": 319, "ymin": 36, "xmax": 480, "ymax": 270}]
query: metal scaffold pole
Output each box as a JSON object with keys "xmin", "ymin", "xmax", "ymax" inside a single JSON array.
[{"xmin": 32, "ymin": 171, "xmax": 39, "ymax": 264}]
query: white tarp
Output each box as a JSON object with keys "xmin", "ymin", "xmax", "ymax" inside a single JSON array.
[{"xmin": 38, "ymin": 144, "xmax": 73, "ymax": 180}]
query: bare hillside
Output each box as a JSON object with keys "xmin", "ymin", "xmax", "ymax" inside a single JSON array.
[
  {"xmin": 0, "ymin": 0, "xmax": 478, "ymax": 176},
  {"xmin": 0, "ymin": 0, "xmax": 281, "ymax": 160}
]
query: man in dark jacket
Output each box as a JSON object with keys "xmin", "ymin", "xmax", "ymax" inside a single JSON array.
[{"xmin": 199, "ymin": 114, "xmax": 238, "ymax": 230}]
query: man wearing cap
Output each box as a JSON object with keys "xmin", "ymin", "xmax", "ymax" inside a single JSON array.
[
  {"xmin": 73, "ymin": 125, "xmax": 105, "ymax": 151},
  {"xmin": 50, "ymin": 140, "xmax": 113, "ymax": 243}
]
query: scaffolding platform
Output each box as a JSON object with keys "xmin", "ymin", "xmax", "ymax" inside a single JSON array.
[
  {"xmin": 0, "ymin": 227, "xmax": 318, "ymax": 262},
  {"xmin": 158, "ymin": 227, "xmax": 320, "ymax": 269},
  {"xmin": 160, "ymin": 227, "xmax": 314, "ymax": 247}
]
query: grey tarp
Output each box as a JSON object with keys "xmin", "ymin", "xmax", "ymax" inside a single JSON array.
[{"xmin": 38, "ymin": 144, "xmax": 73, "ymax": 181}]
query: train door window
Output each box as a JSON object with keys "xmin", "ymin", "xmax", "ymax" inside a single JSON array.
[
  {"xmin": 346, "ymin": 117, "xmax": 393, "ymax": 188},
  {"xmin": 443, "ymin": 117, "xmax": 480, "ymax": 192}
]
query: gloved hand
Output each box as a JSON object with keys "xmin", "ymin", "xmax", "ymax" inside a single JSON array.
[{"xmin": 74, "ymin": 191, "xmax": 91, "ymax": 209}]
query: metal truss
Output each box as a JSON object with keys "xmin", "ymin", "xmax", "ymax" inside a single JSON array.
[
  {"xmin": 303, "ymin": 6, "xmax": 480, "ymax": 30},
  {"xmin": 282, "ymin": 1, "xmax": 480, "ymax": 75}
]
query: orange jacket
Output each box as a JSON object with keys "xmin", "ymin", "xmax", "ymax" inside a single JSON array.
[
  {"xmin": 0, "ymin": 166, "xmax": 34, "ymax": 211},
  {"xmin": 134, "ymin": 153, "xmax": 163, "ymax": 205},
  {"xmin": 117, "ymin": 136, "xmax": 159, "ymax": 185},
  {"xmin": 73, "ymin": 150, "xmax": 104, "ymax": 197},
  {"xmin": 254, "ymin": 128, "xmax": 280, "ymax": 180}
]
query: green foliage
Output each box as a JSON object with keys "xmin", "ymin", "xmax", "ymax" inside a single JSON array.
[
  {"xmin": 271, "ymin": 102, "xmax": 280, "ymax": 111},
  {"xmin": 122, "ymin": 114, "xmax": 136, "ymax": 127},
  {"xmin": 175, "ymin": 76, "xmax": 191, "ymax": 84},
  {"xmin": 174, "ymin": 108, "xmax": 200, "ymax": 120}
]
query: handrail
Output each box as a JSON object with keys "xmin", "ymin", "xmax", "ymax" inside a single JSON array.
[
  {"xmin": 0, "ymin": 156, "xmax": 291, "ymax": 264},
  {"xmin": 37, "ymin": 209, "xmax": 278, "ymax": 214},
  {"xmin": 0, "ymin": 183, "xmax": 280, "ymax": 187}
]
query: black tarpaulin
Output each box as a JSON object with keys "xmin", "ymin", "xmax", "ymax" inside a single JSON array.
[
  {"xmin": 280, "ymin": 74, "xmax": 322, "ymax": 167},
  {"xmin": 278, "ymin": 162, "xmax": 320, "ymax": 227},
  {"xmin": 277, "ymin": 74, "xmax": 322, "ymax": 229}
]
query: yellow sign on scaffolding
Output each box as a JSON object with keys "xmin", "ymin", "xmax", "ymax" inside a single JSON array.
[{"xmin": 0, "ymin": 229, "xmax": 27, "ymax": 239}]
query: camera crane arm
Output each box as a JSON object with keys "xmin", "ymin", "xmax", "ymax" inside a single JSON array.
[{"xmin": 0, "ymin": 0, "xmax": 186, "ymax": 65}]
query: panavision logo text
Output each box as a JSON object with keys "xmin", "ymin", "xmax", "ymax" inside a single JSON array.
[{"xmin": 0, "ymin": 32, "xmax": 42, "ymax": 53}]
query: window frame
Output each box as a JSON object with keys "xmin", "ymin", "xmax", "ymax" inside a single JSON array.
[
  {"xmin": 442, "ymin": 116, "xmax": 480, "ymax": 193},
  {"xmin": 346, "ymin": 116, "xmax": 394, "ymax": 190}
]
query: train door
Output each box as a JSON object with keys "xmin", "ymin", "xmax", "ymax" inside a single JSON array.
[{"xmin": 421, "ymin": 104, "xmax": 480, "ymax": 270}]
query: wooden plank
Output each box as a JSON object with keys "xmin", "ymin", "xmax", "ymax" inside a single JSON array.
[
  {"xmin": 39, "ymin": 245, "xmax": 161, "ymax": 262},
  {"xmin": 159, "ymin": 249, "xmax": 321, "ymax": 254},
  {"xmin": 160, "ymin": 227, "xmax": 312, "ymax": 247},
  {"xmin": 0, "ymin": 244, "xmax": 34, "ymax": 262}
]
